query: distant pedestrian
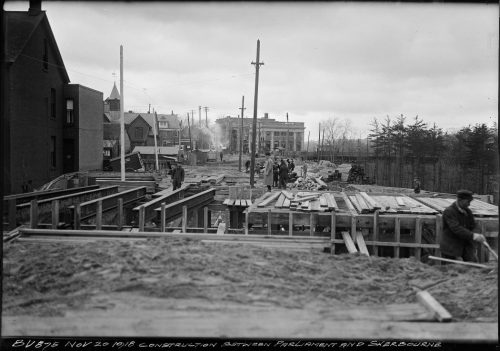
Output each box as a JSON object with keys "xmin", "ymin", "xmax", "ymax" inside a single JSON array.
[
  {"xmin": 413, "ymin": 178, "xmax": 421, "ymax": 194},
  {"xmin": 289, "ymin": 159, "xmax": 295, "ymax": 172},
  {"xmin": 302, "ymin": 163, "xmax": 308, "ymax": 178},
  {"xmin": 279, "ymin": 159, "xmax": 289, "ymax": 189},
  {"xmin": 171, "ymin": 164, "xmax": 185, "ymax": 190},
  {"xmin": 245, "ymin": 160, "xmax": 251, "ymax": 172},
  {"xmin": 263, "ymin": 152, "xmax": 274, "ymax": 192}
]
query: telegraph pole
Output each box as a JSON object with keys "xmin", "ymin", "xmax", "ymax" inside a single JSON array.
[
  {"xmin": 239, "ymin": 96, "xmax": 245, "ymax": 172},
  {"xmin": 306, "ymin": 131, "xmax": 310, "ymax": 158},
  {"xmin": 317, "ymin": 123, "xmax": 320, "ymax": 162},
  {"xmin": 198, "ymin": 106, "xmax": 202, "ymax": 126},
  {"xmin": 187, "ymin": 112, "xmax": 193, "ymax": 152},
  {"xmin": 286, "ymin": 113, "xmax": 289, "ymax": 157},
  {"xmin": 119, "ymin": 45, "xmax": 125, "ymax": 181},
  {"xmin": 250, "ymin": 39, "xmax": 264, "ymax": 188},
  {"xmin": 204, "ymin": 106, "xmax": 209, "ymax": 127}
]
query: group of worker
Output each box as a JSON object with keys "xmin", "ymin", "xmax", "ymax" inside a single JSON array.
[{"xmin": 263, "ymin": 152, "xmax": 298, "ymax": 192}]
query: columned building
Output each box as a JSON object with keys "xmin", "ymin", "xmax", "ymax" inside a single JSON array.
[{"xmin": 215, "ymin": 113, "xmax": 305, "ymax": 155}]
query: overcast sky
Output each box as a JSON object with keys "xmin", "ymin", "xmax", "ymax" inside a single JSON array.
[{"xmin": 5, "ymin": 1, "xmax": 499, "ymax": 139}]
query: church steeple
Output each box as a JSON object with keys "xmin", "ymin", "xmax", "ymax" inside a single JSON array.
[{"xmin": 107, "ymin": 82, "xmax": 120, "ymax": 112}]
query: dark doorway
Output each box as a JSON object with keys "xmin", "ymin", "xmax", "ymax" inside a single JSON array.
[{"xmin": 63, "ymin": 138, "xmax": 76, "ymax": 173}]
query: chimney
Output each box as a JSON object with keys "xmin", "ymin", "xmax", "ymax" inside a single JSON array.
[{"xmin": 28, "ymin": 0, "xmax": 42, "ymax": 15}]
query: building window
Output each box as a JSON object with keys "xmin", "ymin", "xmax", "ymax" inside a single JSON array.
[
  {"xmin": 50, "ymin": 136, "xmax": 56, "ymax": 167},
  {"xmin": 43, "ymin": 39, "xmax": 48, "ymax": 71},
  {"xmin": 159, "ymin": 121, "xmax": 168, "ymax": 128},
  {"xmin": 50, "ymin": 88, "xmax": 56, "ymax": 119},
  {"xmin": 103, "ymin": 149, "xmax": 111, "ymax": 157},
  {"xmin": 162, "ymin": 140, "xmax": 167, "ymax": 146},
  {"xmin": 65, "ymin": 99, "xmax": 74, "ymax": 125},
  {"xmin": 135, "ymin": 127, "xmax": 143, "ymax": 139}
]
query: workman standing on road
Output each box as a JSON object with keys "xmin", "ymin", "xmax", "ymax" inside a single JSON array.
[
  {"xmin": 263, "ymin": 152, "xmax": 274, "ymax": 192},
  {"xmin": 279, "ymin": 159, "xmax": 289, "ymax": 189},
  {"xmin": 171, "ymin": 163, "xmax": 185, "ymax": 191},
  {"xmin": 440, "ymin": 189, "xmax": 486, "ymax": 262}
]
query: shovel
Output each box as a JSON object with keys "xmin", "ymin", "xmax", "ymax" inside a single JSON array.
[{"xmin": 483, "ymin": 241, "xmax": 498, "ymax": 261}]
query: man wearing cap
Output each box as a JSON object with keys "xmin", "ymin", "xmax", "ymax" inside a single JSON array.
[{"xmin": 440, "ymin": 189, "xmax": 486, "ymax": 262}]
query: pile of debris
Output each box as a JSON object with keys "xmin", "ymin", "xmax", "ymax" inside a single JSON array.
[{"xmin": 290, "ymin": 174, "xmax": 328, "ymax": 191}]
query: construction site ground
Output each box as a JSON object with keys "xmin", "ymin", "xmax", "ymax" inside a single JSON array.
[{"xmin": 2, "ymin": 158, "xmax": 498, "ymax": 341}]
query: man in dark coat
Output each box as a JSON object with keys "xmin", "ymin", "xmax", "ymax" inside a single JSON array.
[
  {"xmin": 171, "ymin": 164, "xmax": 185, "ymax": 191},
  {"xmin": 279, "ymin": 159, "xmax": 289, "ymax": 189},
  {"xmin": 440, "ymin": 189, "xmax": 486, "ymax": 262}
]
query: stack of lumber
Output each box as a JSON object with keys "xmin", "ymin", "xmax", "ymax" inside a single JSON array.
[
  {"xmin": 222, "ymin": 185, "xmax": 253, "ymax": 208},
  {"xmin": 185, "ymin": 175, "xmax": 225, "ymax": 186},
  {"xmin": 347, "ymin": 192, "xmax": 381, "ymax": 214},
  {"xmin": 415, "ymin": 197, "xmax": 498, "ymax": 217},
  {"xmin": 256, "ymin": 191, "xmax": 338, "ymax": 212},
  {"xmin": 291, "ymin": 176, "xmax": 328, "ymax": 191},
  {"xmin": 365, "ymin": 194, "xmax": 437, "ymax": 215}
]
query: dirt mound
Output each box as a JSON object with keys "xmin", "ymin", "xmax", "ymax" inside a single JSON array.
[{"xmin": 3, "ymin": 238, "xmax": 497, "ymax": 321}]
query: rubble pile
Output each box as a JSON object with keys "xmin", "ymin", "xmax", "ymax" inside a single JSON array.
[{"xmin": 290, "ymin": 174, "xmax": 327, "ymax": 191}]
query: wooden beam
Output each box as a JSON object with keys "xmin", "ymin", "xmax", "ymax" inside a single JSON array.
[
  {"xmin": 8, "ymin": 198, "xmax": 17, "ymax": 231},
  {"xmin": 394, "ymin": 216, "xmax": 401, "ymax": 258},
  {"xmin": 29, "ymin": 200, "xmax": 38, "ymax": 229},
  {"xmin": 244, "ymin": 211, "xmax": 249, "ymax": 235},
  {"xmin": 138, "ymin": 205, "xmax": 145, "ymax": 231},
  {"xmin": 267, "ymin": 209, "xmax": 272, "ymax": 235},
  {"xmin": 330, "ymin": 211, "xmax": 336, "ymax": 255},
  {"xmin": 117, "ymin": 198, "xmax": 124, "ymax": 230},
  {"xmin": 372, "ymin": 210, "xmax": 379, "ymax": 256},
  {"xmin": 160, "ymin": 203, "xmax": 166, "ymax": 232},
  {"xmin": 288, "ymin": 212, "xmax": 293, "ymax": 237},
  {"xmin": 341, "ymin": 231, "xmax": 358, "ymax": 253},
  {"xmin": 415, "ymin": 217, "xmax": 422, "ymax": 260},
  {"xmin": 182, "ymin": 206, "xmax": 188, "ymax": 233},
  {"xmin": 203, "ymin": 207, "xmax": 208, "ymax": 233},
  {"xmin": 257, "ymin": 191, "xmax": 281, "ymax": 207},
  {"xmin": 74, "ymin": 203, "xmax": 81, "ymax": 230},
  {"xmin": 310, "ymin": 213, "xmax": 314, "ymax": 236},
  {"xmin": 416, "ymin": 290, "xmax": 452, "ymax": 322}
]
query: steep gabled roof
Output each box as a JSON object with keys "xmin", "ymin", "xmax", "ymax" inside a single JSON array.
[
  {"xmin": 4, "ymin": 10, "xmax": 70, "ymax": 82},
  {"xmin": 108, "ymin": 82, "xmax": 120, "ymax": 100},
  {"xmin": 157, "ymin": 113, "xmax": 181, "ymax": 129}
]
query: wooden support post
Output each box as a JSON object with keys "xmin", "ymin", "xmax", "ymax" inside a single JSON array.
[
  {"xmin": 96, "ymin": 200, "xmax": 103, "ymax": 230},
  {"xmin": 351, "ymin": 214, "xmax": 356, "ymax": 238},
  {"xmin": 117, "ymin": 198, "xmax": 124, "ymax": 230},
  {"xmin": 330, "ymin": 211, "xmax": 336, "ymax": 255},
  {"xmin": 204, "ymin": 206, "xmax": 208, "ymax": 233},
  {"xmin": 416, "ymin": 290, "xmax": 452, "ymax": 322},
  {"xmin": 138, "ymin": 205, "xmax": 145, "ymax": 231},
  {"xmin": 267, "ymin": 209, "xmax": 272, "ymax": 235},
  {"xmin": 74, "ymin": 203, "xmax": 81, "ymax": 230},
  {"xmin": 415, "ymin": 217, "xmax": 422, "ymax": 261},
  {"xmin": 245, "ymin": 211, "xmax": 249, "ymax": 235},
  {"xmin": 288, "ymin": 212, "xmax": 293, "ymax": 237},
  {"xmin": 29, "ymin": 199, "xmax": 38, "ymax": 229},
  {"xmin": 435, "ymin": 214, "xmax": 443, "ymax": 262},
  {"xmin": 161, "ymin": 203, "xmax": 166, "ymax": 232},
  {"xmin": 310, "ymin": 213, "xmax": 314, "ymax": 236},
  {"xmin": 372, "ymin": 210, "xmax": 379, "ymax": 256},
  {"xmin": 182, "ymin": 205, "xmax": 188, "ymax": 233},
  {"xmin": 394, "ymin": 216, "xmax": 401, "ymax": 258},
  {"xmin": 8, "ymin": 199, "xmax": 16, "ymax": 230},
  {"xmin": 51, "ymin": 200, "xmax": 59, "ymax": 230}
]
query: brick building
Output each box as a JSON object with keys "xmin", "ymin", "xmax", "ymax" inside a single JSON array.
[{"xmin": 2, "ymin": 1, "xmax": 103, "ymax": 194}]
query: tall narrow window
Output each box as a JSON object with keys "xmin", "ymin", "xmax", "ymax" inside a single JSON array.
[
  {"xmin": 66, "ymin": 99, "xmax": 74, "ymax": 125},
  {"xmin": 43, "ymin": 39, "xmax": 48, "ymax": 70},
  {"xmin": 50, "ymin": 136, "xmax": 56, "ymax": 167},
  {"xmin": 50, "ymin": 88, "xmax": 56, "ymax": 119}
]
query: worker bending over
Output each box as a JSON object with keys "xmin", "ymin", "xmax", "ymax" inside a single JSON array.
[{"xmin": 440, "ymin": 189, "xmax": 486, "ymax": 262}]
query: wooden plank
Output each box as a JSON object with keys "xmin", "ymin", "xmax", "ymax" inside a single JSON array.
[
  {"xmin": 223, "ymin": 199, "xmax": 231, "ymax": 205},
  {"xmin": 341, "ymin": 192, "xmax": 357, "ymax": 214},
  {"xmin": 182, "ymin": 206, "xmax": 187, "ymax": 233},
  {"xmin": 282, "ymin": 198, "xmax": 290, "ymax": 208},
  {"xmin": 288, "ymin": 212, "xmax": 293, "ymax": 237},
  {"xmin": 244, "ymin": 211, "xmax": 249, "ymax": 235},
  {"xmin": 341, "ymin": 231, "xmax": 358, "ymax": 253},
  {"xmin": 267, "ymin": 210, "xmax": 272, "ymax": 235},
  {"xmin": 360, "ymin": 192, "xmax": 381, "ymax": 209},
  {"xmin": 203, "ymin": 207, "xmax": 208, "ymax": 233},
  {"xmin": 29, "ymin": 200, "xmax": 38, "ymax": 229},
  {"xmin": 296, "ymin": 195, "xmax": 320, "ymax": 202},
  {"xmin": 355, "ymin": 231, "xmax": 370, "ymax": 256},
  {"xmin": 396, "ymin": 196, "xmax": 406, "ymax": 207},
  {"xmin": 310, "ymin": 200, "xmax": 321, "ymax": 212},
  {"xmin": 257, "ymin": 191, "xmax": 282, "ymax": 207},
  {"xmin": 330, "ymin": 211, "xmax": 336, "ymax": 255},
  {"xmin": 435, "ymin": 214, "xmax": 442, "ymax": 259},
  {"xmin": 138, "ymin": 205, "xmax": 145, "ymax": 231},
  {"xmin": 117, "ymin": 198, "xmax": 124, "ymax": 230},
  {"xmin": 74, "ymin": 203, "xmax": 81, "ymax": 230},
  {"xmin": 160, "ymin": 203, "xmax": 166, "ymax": 232},
  {"xmin": 309, "ymin": 213, "xmax": 314, "ymax": 236},
  {"xmin": 301, "ymin": 201, "xmax": 310, "ymax": 209},
  {"xmin": 275, "ymin": 194, "xmax": 286, "ymax": 208},
  {"xmin": 416, "ymin": 290, "xmax": 452, "ymax": 322},
  {"xmin": 319, "ymin": 195, "xmax": 328, "ymax": 208},
  {"xmin": 281, "ymin": 191, "xmax": 294, "ymax": 200}
]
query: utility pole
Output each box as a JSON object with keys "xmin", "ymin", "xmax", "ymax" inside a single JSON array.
[
  {"xmin": 153, "ymin": 110, "xmax": 159, "ymax": 171},
  {"xmin": 178, "ymin": 119, "xmax": 182, "ymax": 163},
  {"xmin": 198, "ymin": 106, "xmax": 202, "ymax": 126},
  {"xmin": 187, "ymin": 112, "xmax": 193, "ymax": 152},
  {"xmin": 191, "ymin": 109, "xmax": 195, "ymax": 126},
  {"xmin": 239, "ymin": 96, "xmax": 245, "ymax": 172},
  {"xmin": 119, "ymin": 45, "xmax": 125, "ymax": 181},
  {"xmin": 250, "ymin": 39, "xmax": 264, "ymax": 188},
  {"xmin": 286, "ymin": 112, "xmax": 289, "ymax": 157},
  {"xmin": 204, "ymin": 106, "xmax": 209, "ymax": 127},
  {"xmin": 321, "ymin": 129, "xmax": 325, "ymax": 162},
  {"xmin": 306, "ymin": 131, "xmax": 310, "ymax": 159},
  {"xmin": 317, "ymin": 123, "xmax": 320, "ymax": 162}
]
